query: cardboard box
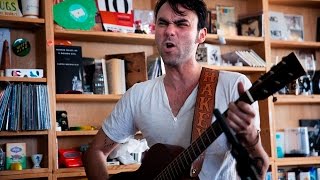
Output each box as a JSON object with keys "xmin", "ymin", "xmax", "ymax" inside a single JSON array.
[{"xmin": 6, "ymin": 143, "xmax": 26, "ymax": 170}]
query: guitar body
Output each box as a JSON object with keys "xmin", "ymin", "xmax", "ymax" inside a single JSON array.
[{"xmin": 110, "ymin": 143, "xmax": 196, "ymax": 180}]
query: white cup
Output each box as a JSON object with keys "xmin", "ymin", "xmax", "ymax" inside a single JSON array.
[
  {"xmin": 21, "ymin": 0, "xmax": 40, "ymax": 18},
  {"xmin": 31, "ymin": 154, "xmax": 43, "ymax": 168}
]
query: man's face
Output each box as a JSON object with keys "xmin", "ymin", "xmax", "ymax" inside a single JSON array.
[{"xmin": 155, "ymin": 3, "xmax": 205, "ymax": 67}]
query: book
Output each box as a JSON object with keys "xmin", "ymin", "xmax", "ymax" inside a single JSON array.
[
  {"xmin": 208, "ymin": 9, "xmax": 217, "ymax": 34},
  {"xmin": 97, "ymin": 0, "xmax": 134, "ymax": 32},
  {"xmin": 56, "ymin": 110, "xmax": 69, "ymax": 131},
  {"xmin": 105, "ymin": 58, "xmax": 126, "ymax": 94},
  {"xmin": 81, "ymin": 57, "xmax": 95, "ymax": 93},
  {"xmin": 93, "ymin": 58, "xmax": 109, "ymax": 94},
  {"xmin": 6, "ymin": 143, "xmax": 26, "ymax": 170},
  {"xmin": 105, "ymin": 52, "xmax": 147, "ymax": 90},
  {"xmin": 0, "ymin": 0, "xmax": 22, "ymax": 17},
  {"xmin": 0, "ymin": 84, "xmax": 13, "ymax": 130},
  {"xmin": 55, "ymin": 45, "xmax": 83, "ymax": 94},
  {"xmin": 237, "ymin": 13, "xmax": 263, "ymax": 37},
  {"xmin": 196, "ymin": 43, "xmax": 222, "ymax": 65},
  {"xmin": 269, "ymin": 11, "xmax": 288, "ymax": 40},
  {"xmin": 284, "ymin": 14, "xmax": 304, "ymax": 41},
  {"xmin": 216, "ymin": 5, "xmax": 237, "ymax": 36},
  {"xmin": 0, "ymin": 28, "xmax": 11, "ymax": 66},
  {"xmin": 299, "ymin": 119, "xmax": 320, "ymax": 152}
]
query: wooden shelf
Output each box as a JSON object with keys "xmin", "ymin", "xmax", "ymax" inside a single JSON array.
[
  {"xmin": 54, "ymin": 29, "xmax": 264, "ymax": 47},
  {"xmin": 202, "ymin": 65, "xmax": 266, "ymax": 74},
  {"xmin": 0, "ymin": 130, "xmax": 49, "ymax": 136},
  {"xmin": 56, "ymin": 130, "xmax": 98, "ymax": 136},
  {"xmin": 271, "ymin": 40, "xmax": 320, "ymax": 49},
  {"xmin": 54, "ymin": 29, "xmax": 155, "ymax": 45},
  {"xmin": 206, "ymin": 34, "xmax": 264, "ymax": 46},
  {"xmin": 0, "ymin": 77, "xmax": 46, "ymax": 83},
  {"xmin": 275, "ymin": 156, "xmax": 320, "ymax": 166},
  {"xmin": 56, "ymin": 164, "xmax": 140, "ymax": 176},
  {"xmin": 0, "ymin": 16, "xmax": 45, "ymax": 29},
  {"xmin": 0, "ymin": 168, "xmax": 50, "ymax": 176},
  {"xmin": 274, "ymin": 95, "xmax": 320, "ymax": 104},
  {"xmin": 269, "ymin": 0, "xmax": 320, "ymax": 7},
  {"xmin": 56, "ymin": 94, "xmax": 122, "ymax": 102}
]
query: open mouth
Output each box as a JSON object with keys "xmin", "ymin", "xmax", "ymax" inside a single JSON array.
[{"xmin": 166, "ymin": 42, "xmax": 175, "ymax": 48}]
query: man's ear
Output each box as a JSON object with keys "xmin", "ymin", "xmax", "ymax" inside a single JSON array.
[{"xmin": 197, "ymin": 28, "xmax": 207, "ymax": 43}]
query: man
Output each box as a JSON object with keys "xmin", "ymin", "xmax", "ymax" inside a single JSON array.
[{"xmin": 83, "ymin": 0, "xmax": 269, "ymax": 179}]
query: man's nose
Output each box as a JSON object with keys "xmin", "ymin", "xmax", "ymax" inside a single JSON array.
[{"xmin": 164, "ymin": 24, "xmax": 176, "ymax": 36}]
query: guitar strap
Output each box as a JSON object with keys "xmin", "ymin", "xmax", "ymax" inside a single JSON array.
[{"xmin": 190, "ymin": 67, "xmax": 219, "ymax": 178}]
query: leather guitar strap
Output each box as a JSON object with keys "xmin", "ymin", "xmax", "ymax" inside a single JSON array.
[{"xmin": 190, "ymin": 67, "xmax": 219, "ymax": 178}]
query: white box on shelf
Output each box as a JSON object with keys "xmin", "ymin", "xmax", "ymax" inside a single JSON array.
[
  {"xmin": 5, "ymin": 69, "xmax": 44, "ymax": 78},
  {"xmin": 284, "ymin": 127, "xmax": 310, "ymax": 156}
]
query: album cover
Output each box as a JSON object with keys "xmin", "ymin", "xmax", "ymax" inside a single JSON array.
[
  {"xmin": 216, "ymin": 5, "xmax": 237, "ymax": 36},
  {"xmin": 82, "ymin": 57, "xmax": 95, "ymax": 93},
  {"xmin": 97, "ymin": 0, "xmax": 134, "ymax": 32},
  {"xmin": 269, "ymin": 11, "xmax": 288, "ymax": 40},
  {"xmin": 238, "ymin": 13, "xmax": 263, "ymax": 37},
  {"xmin": 56, "ymin": 111, "xmax": 69, "ymax": 131},
  {"xmin": 196, "ymin": 43, "xmax": 222, "ymax": 65},
  {"xmin": 284, "ymin": 14, "xmax": 304, "ymax": 41},
  {"xmin": 299, "ymin": 119, "xmax": 320, "ymax": 152}
]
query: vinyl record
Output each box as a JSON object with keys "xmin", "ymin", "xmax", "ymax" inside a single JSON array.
[{"xmin": 53, "ymin": 0, "xmax": 97, "ymax": 30}]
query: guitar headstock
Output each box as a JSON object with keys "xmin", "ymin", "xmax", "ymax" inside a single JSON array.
[{"xmin": 239, "ymin": 52, "xmax": 306, "ymax": 103}]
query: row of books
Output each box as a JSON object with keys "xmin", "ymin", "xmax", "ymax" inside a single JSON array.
[
  {"xmin": 221, "ymin": 49, "xmax": 266, "ymax": 67},
  {"xmin": 195, "ymin": 43, "xmax": 266, "ymax": 67},
  {"xmin": 0, "ymin": 83, "xmax": 51, "ymax": 131},
  {"xmin": 55, "ymin": 45, "xmax": 147, "ymax": 95},
  {"xmin": 278, "ymin": 167, "xmax": 320, "ymax": 180}
]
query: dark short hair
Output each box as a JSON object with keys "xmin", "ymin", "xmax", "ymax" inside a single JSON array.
[{"xmin": 154, "ymin": 0, "xmax": 208, "ymax": 31}]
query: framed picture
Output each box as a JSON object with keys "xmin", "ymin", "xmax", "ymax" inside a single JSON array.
[
  {"xmin": 284, "ymin": 14, "xmax": 304, "ymax": 41},
  {"xmin": 269, "ymin": 11, "xmax": 288, "ymax": 40}
]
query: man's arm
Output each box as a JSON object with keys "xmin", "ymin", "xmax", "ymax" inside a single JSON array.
[
  {"xmin": 226, "ymin": 82, "xmax": 270, "ymax": 179},
  {"xmin": 83, "ymin": 129, "xmax": 119, "ymax": 180}
]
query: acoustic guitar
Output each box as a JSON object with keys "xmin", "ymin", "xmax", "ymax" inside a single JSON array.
[{"xmin": 110, "ymin": 52, "xmax": 306, "ymax": 180}]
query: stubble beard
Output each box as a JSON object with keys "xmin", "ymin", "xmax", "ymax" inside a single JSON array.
[{"xmin": 159, "ymin": 42, "xmax": 196, "ymax": 68}]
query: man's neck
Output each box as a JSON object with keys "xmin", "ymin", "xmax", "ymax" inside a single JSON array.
[{"xmin": 163, "ymin": 63, "xmax": 202, "ymax": 91}]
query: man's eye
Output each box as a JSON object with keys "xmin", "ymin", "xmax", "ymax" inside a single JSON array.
[
  {"xmin": 176, "ymin": 23, "xmax": 188, "ymax": 27},
  {"xmin": 157, "ymin": 21, "xmax": 167, "ymax": 26}
]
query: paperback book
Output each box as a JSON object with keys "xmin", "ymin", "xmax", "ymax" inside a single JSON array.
[
  {"xmin": 55, "ymin": 45, "xmax": 83, "ymax": 94},
  {"xmin": 105, "ymin": 52, "xmax": 147, "ymax": 91}
]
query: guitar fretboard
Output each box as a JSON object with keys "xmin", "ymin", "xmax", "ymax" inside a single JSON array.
[{"xmin": 155, "ymin": 120, "xmax": 224, "ymax": 180}]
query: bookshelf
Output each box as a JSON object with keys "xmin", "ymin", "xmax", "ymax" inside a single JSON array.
[
  {"xmin": 0, "ymin": 0, "xmax": 55, "ymax": 179},
  {"xmin": 0, "ymin": 0, "xmax": 319, "ymax": 179}
]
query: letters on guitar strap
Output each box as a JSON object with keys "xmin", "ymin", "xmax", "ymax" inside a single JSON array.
[{"xmin": 190, "ymin": 67, "xmax": 219, "ymax": 178}]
